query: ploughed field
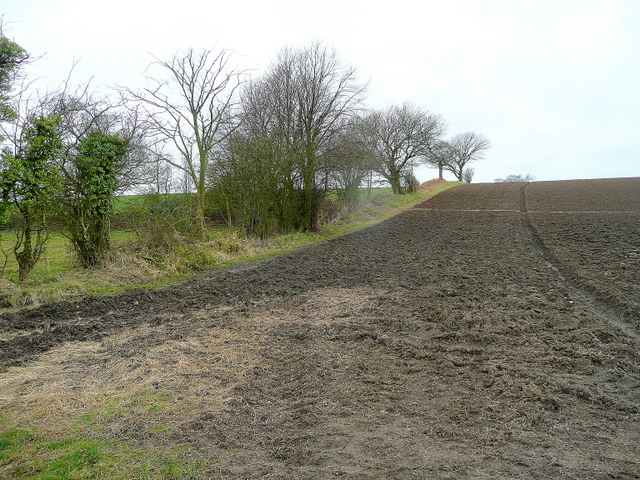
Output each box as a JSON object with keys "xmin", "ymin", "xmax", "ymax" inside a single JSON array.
[{"xmin": 1, "ymin": 178, "xmax": 639, "ymax": 479}]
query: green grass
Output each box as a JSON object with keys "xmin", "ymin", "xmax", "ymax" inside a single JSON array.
[
  {"xmin": 0, "ymin": 230, "xmax": 139, "ymax": 310},
  {"xmin": 0, "ymin": 232, "xmax": 70, "ymax": 281},
  {"xmin": 0, "ymin": 427, "xmax": 204, "ymax": 480},
  {"xmin": 0, "ymin": 230, "xmax": 137, "ymax": 283},
  {"xmin": 0, "ymin": 392, "xmax": 207, "ymax": 480}
]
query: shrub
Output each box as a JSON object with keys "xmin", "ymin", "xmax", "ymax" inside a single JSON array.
[{"xmin": 173, "ymin": 245, "xmax": 216, "ymax": 272}]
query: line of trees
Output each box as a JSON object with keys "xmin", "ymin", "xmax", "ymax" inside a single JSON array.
[
  {"xmin": 494, "ymin": 173, "xmax": 535, "ymax": 182},
  {"xmin": 1, "ymin": 26, "xmax": 491, "ymax": 279}
]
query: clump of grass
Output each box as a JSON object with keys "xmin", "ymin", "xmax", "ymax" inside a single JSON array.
[
  {"xmin": 0, "ymin": 276, "xmax": 87, "ymax": 310},
  {"xmin": 171, "ymin": 244, "xmax": 218, "ymax": 272},
  {"xmin": 213, "ymin": 230, "xmax": 248, "ymax": 256}
]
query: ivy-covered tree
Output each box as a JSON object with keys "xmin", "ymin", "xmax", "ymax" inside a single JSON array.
[
  {"xmin": 60, "ymin": 131, "xmax": 128, "ymax": 268},
  {"xmin": 0, "ymin": 114, "xmax": 62, "ymax": 281}
]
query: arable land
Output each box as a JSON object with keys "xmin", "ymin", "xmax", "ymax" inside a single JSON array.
[{"xmin": 1, "ymin": 178, "xmax": 639, "ymax": 479}]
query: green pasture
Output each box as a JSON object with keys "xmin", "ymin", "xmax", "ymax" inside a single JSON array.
[{"xmin": 0, "ymin": 230, "xmax": 135, "ymax": 284}]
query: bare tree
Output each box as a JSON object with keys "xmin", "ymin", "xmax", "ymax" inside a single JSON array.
[
  {"xmin": 49, "ymin": 86, "xmax": 147, "ymax": 193},
  {"xmin": 425, "ymin": 139, "xmax": 451, "ymax": 180},
  {"xmin": 276, "ymin": 42, "xmax": 365, "ymax": 229},
  {"xmin": 139, "ymin": 148, "xmax": 175, "ymax": 195},
  {"xmin": 444, "ymin": 132, "xmax": 490, "ymax": 182},
  {"xmin": 364, "ymin": 103, "xmax": 445, "ymax": 194},
  {"xmin": 325, "ymin": 118, "xmax": 375, "ymax": 209},
  {"xmin": 112, "ymin": 101, "xmax": 160, "ymax": 194},
  {"xmin": 125, "ymin": 48, "xmax": 243, "ymax": 239},
  {"xmin": 229, "ymin": 42, "xmax": 366, "ymax": 231}
]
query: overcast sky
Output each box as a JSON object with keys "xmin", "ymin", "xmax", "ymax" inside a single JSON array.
[{"xmin": 3, "ymin": 0, "xmax": 640, "ymax": 183}]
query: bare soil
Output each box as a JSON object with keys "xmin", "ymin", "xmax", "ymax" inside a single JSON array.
[{"xmin": 1, "ymin": 178, "xmax": 639, "ymax": 479}]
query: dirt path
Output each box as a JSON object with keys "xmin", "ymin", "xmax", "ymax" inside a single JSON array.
[{"xmin": 1, "ymin": 179, "xmax": 639, "ymax": 479}]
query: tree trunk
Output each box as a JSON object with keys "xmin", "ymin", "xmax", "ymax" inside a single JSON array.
[
  {"xmin": 196, "ymin": 189, "xmax": 207, "ymax": 241},
  {"xmin": 300, "ymin": 147, "xmax": 316, "ymax": 231},
  {"xmin": 302, "ymin": 171, "xmax": 314, "ymax": 231},
  {"xmin": 197, "ymin": 151, "xmax": 208, "ymax": 241},
  {"xmin": 16, "ymin": 225, "xmax": 33, "ymax": 283},
  {"xmin": 390, "ymin": 171, "xmax": 402, "ymax": 195}
]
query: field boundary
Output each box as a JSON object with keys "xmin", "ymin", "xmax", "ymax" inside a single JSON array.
[{"xmin": 413, "ymin": 207, "xmax": 640, "ymax": 215}]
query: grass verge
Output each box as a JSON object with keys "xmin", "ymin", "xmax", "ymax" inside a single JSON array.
[{"xmin": 0, "ymin": 180, "xmax": 459, "ymax": 311}]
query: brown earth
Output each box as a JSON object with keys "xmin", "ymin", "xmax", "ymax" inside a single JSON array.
[{"xmin": 1, "ymin": 178, "xmax": 639, "ymax": 479}]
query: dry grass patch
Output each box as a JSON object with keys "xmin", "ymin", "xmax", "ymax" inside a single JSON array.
[
  {"xmin": 0, "ymin": 286, "xmax": 381, "ymax": 436},
  {"xmin": 262, "ymin": 287, "xmax": 381, "ymax": 326},
  {"xmin": 0, "ymin": 285, "xmax": 388, "ymax": 478},
  {"xmin": 0, "ymin": 320, "xmax": 262, "ymax": 441}
]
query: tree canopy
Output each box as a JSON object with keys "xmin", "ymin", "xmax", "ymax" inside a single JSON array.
[
  {"xmin": 441, "ymin": 132, "xmax": 491, "ymax": 182},
  {"xmin": 213, "ymin": 42, "xmax": 367, "ymax": 235},
  {"xmin": 365, "ymin": 103, "xmax": 445, "ymax": 194},
  {"xmin": 0, "ymin": 26, "xmax": 29, "ymax": 123},
  {"xmin": 125, "ymin": 48, "xmax": 243, "ymax": 239}
]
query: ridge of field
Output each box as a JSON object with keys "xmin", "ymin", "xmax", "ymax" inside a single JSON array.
[{"xmin": 0, "ymin": 178, "xmax": 638, "ymax": 479}]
